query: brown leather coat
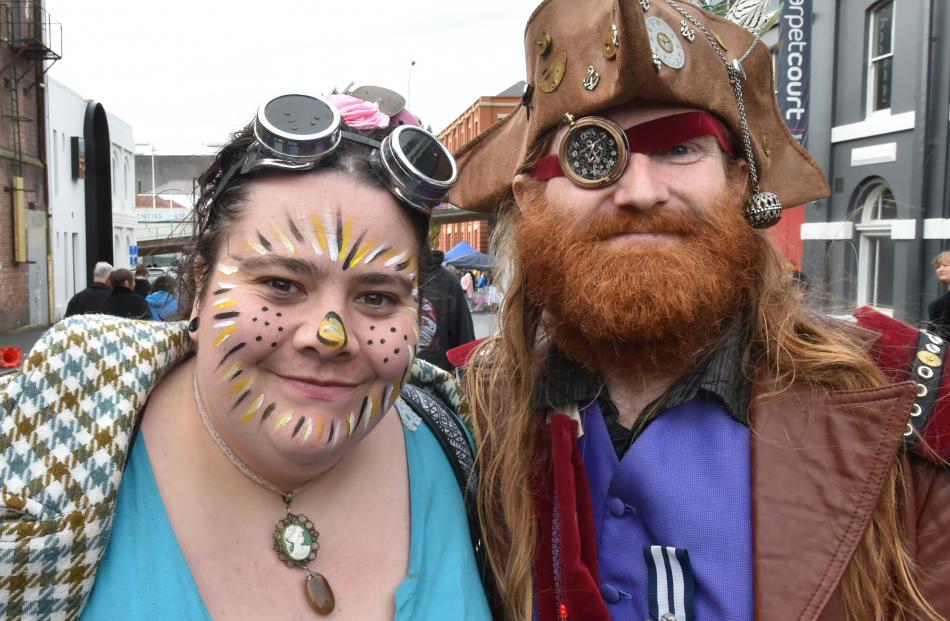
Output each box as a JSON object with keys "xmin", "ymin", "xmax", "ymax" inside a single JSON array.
[{"xmin": 752, "ymin": 380, "xmax": 950, "ymax": 620}]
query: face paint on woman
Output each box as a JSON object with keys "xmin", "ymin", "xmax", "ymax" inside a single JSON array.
[{"xmin": 192, "ymin": 173, "xmax": 420, "ymax": 470}]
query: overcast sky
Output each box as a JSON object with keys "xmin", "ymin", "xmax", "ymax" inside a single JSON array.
[{"xmin": 44, "ymin": 0, "xmax": 539, "ymax": 154}]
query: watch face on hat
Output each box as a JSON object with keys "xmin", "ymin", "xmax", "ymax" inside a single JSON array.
[
  {"xmin": 558, "ymin": 117, "xmax": 629, "ymax": 187},
  {"xmin": 646, "ymin": 16, "xmax": 685, "ymax": 69}
]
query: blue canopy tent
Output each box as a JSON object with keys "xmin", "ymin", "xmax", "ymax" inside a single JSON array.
[
  {"xmin": 443, "ymin": 241, "xmax": 478, "ymax": 262},
  {"xmin": 445, "ymin": 250, "xmax": 494, "ymax": 271}
]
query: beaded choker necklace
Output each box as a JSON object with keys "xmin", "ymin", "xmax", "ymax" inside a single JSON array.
[{"xmin": 192, "ymin": 370, "xmax": 335, "ymax": 615}]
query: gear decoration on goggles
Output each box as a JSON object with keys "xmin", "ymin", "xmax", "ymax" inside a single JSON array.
[
  {"xmin": 530, "ymin": 110, "xmax": 735, "ymax": 188},
  {"xmin": 205, "ymin": 92, "xmax": 457, "ymax": 230}
]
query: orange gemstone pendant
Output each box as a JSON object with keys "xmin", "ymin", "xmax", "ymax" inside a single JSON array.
[{"xmin": 306, "ymin": 572, "xmax": 335, "ymax": 615}]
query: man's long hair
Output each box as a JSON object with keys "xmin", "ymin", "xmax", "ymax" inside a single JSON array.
[{"xmin": 466, "ymin": 172, "xmax": 941, "ymax": 621}]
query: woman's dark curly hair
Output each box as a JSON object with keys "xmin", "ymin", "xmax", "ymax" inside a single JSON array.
[{"xmin": 176, "ymin": 120, "xmax": 432, "ymax": 314}]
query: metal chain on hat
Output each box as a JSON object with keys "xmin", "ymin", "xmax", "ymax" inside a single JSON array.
[{"xmin": 663, "ymin": 0, "xmax": 763, "ymax": 191}]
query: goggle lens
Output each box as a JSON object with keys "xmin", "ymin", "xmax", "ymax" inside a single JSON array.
[
  {"xmin": 263, "ymin": 95, "xmax": 337, "ymax": 137},
  {"xmin": 397, "ymin": 128, "xmax": 455, "ymax": 183}
]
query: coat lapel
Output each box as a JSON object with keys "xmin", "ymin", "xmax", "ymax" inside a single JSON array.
[{"xmin": 750, "ymin": 380, "xmax": 916, "ymax": 620}]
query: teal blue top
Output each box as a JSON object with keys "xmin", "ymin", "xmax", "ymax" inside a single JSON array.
[{"xmin": 83, "ymin": 402, "xmax": 491, "ymax": 620}]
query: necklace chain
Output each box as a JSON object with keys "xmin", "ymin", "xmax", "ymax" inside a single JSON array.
[
  {"xmin": 662, "ymin": 0, "xmax": 763, "ymax": 191},
  {"xmin": 193, "ymin": 370, "xmax": 301, "ymax": 502}
]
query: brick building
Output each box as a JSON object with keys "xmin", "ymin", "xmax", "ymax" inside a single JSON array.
[
  {"xmin": 0, "ymin": 1, "xmax": 60, "ymax": 331},
  {"xmin": 435, "ymin": 82, "xmax": 524, "ymax": 253}
]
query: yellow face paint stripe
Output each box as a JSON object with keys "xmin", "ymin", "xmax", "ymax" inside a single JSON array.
[
  {"xmin": 310, "ymin": 212, "xmax": 329, "ymax": 255},
  {"xmin": 214, "ymin": 325, "xmax": 237, "ymax": 347},
  {"xmin": 274, "ymin": 411, "xmax": 294, "ymax": 432},
  {"xmin": 219, "ymin": 361, "xmax": 242, "ymax": 381},
  {"xmin": 228, "ymin": 378, "xmax": 253, "ymax": 397},
  {"xmin": 347, "ymin": 411, "xmax": 357, "ymax": 436},
  {"xmin": 313, "ymin": 416, "xmax": 326, "ymax": 443},
  {"xmin": 213, "ymin": 297, "xmax": 237, "ymax": 309},
  {"xmin": 246, "ymin": 240, "xmax": 268, "ymax": 255},
  {"xmin": 349, "ymin": 243, "xmax": 374, "ymax": 268},
  {"xmin": 241, "ymin": 394, "xmax": 266, "ymax": 423},
  {"xmin": 273, "ymin": 226, "xmax": 295, "ymax": 254}
]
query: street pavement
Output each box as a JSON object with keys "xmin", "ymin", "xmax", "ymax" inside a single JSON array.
[
  {"xmin": 0, "ymin": 324, "xmax": 50, "ymax": 376},
  {"xmin": 472, "ymin": 310, "xmax": 498, "ymax": 340}
]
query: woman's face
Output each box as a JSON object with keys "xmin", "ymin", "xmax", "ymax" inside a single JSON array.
[{"xmin": 191, "ymin": 171, "xmax": 420, "ymax": 469}]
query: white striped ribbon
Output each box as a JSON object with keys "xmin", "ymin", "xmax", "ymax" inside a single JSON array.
[{"xmin": 643, "ymin": 545, "xmax": 695, "ymax": 621}]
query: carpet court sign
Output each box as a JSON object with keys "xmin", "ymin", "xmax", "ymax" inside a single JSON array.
[{"xmin": 776, "ymin": 0, "xmax": 812, "ymax": 147}]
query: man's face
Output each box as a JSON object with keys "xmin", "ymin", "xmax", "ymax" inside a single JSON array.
[{"xmin": 511, "ymin": 101, "xmax": 759, "ymax": 371}]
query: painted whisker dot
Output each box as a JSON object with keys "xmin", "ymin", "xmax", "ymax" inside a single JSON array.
[
  {"xmin": 370, "ymin": 326, "xmax": 375, "ymax": 331},
  {"xmin": 395, "ymin": 349, "xmax": 400, "ymax": 354},
  {"xmin": 367, "ymin": 340, "xmax": 374, "ymax": 345},
  {"xmin": 265, "ymin": 321, "xmax": 270, "ymax": 326},
  {"xmin": 278, "ymin": 327, "xmax": 284, "ymax": 332},
  {"xmin": 276, "ymin": 312, "xmax": 282, "ymax": 317},
  {"xmin": 403, "ymin": 335, "xmax": 408, "ymax": 340},
  {"xmin": 271, "ymin": 342, "xmax": 277, "ymax": 348},
  {"xmin": 252, "ymin": 317, "xmax": 258, "ymax": 322},
  {"xmin": 380, "ymin": 338, "xmax": 386, "ymax": 344},
  {"xmin": 384, "ymin": 357, "xmax": 389, "ymax": 363},
  {"xmin": 255, "ymin": 336, "xmax": 262, "ymax": 342},
  {"xmin": 390, "ymin": 327, "xmax": 396, "ymax": 333},
  {"xmin": 262, "ymin": 306, "xmax": 269, "ymax": 312}
]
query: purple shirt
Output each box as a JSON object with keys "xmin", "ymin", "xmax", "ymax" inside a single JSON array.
[{"xmin": 579, "ymin": 398, "xmax": 753, "ymax": 620}]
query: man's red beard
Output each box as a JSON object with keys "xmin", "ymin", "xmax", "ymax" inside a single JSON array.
[{"xmin": 515, "ymin": 184, "xmax": 761, "ymax": 377}]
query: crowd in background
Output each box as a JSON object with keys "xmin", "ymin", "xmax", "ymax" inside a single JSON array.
[{"xmin": 64, "ymin": 262, "xmax": 179, "ymax": 321}]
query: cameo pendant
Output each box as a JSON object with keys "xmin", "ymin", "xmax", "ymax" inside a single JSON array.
[{"xmin": 274, "ymin": 512, "xmax": 335, "ymax": 615}]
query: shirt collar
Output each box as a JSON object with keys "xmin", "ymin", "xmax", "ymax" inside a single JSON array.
[{"xmin": 533, "ymin": 325, "xmax": 751, "ymax": 425}]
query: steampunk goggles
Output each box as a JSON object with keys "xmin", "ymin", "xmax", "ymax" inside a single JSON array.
[{"xmin": 212, "ymin": 93, "xmax": 457, "ymax": 216}]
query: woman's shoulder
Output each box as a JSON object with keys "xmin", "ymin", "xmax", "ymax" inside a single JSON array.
[{"xmin": 406, "ymin": 358, "xmax": 465, "ymax": 416}]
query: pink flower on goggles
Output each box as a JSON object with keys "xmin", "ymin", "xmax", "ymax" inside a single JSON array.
[{"xmin": 531, "ymin": 111, "xmax": 736, "ymax": 183}]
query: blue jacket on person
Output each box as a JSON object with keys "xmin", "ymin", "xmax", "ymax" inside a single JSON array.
[{"xmin": 145, "ymin": 290, "xmax": 178, "ymax": 321}]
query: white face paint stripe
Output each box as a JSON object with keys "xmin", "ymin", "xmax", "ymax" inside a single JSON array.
[
  {"xmin": 347, "ymin": 411, "xmax": 357, "ymax": 437},
  {"xmin": 323, "ymin": 213, "xmax": 338, "ymax": 262},
  {"xmin": 217, "ymin": 282, "xmax": 237, "ymax": 290},
  {"xmin": 361, "ymin": 397, "xmax": 374, "ymax": 429},
  {"xmin": 218, "ymin": 264, "xmax": 239, "ymax": 275},
  {"xmin": 302, "ymin": 418, "xmax": 314, "ymax": 442},
  {"xmin": 213, "ymin": 320, "xmax": 235, "ymax": 329},
  {"xmin": 383, "ymin": 250, "xmax": 409, "ymax": 268},
  {"xmin": 362, "ymin": 243, "xmax": 388, "ymax": 265}
]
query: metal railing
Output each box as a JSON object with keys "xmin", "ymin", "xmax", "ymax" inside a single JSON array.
[{"xmin": 0, "ymin": 1, "xmax": 62, "ymax": 61}]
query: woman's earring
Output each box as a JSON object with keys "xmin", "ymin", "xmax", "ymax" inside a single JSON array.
[{"xmin": 188, "ymin": 317, "xmax": 200, "ymax": 332}]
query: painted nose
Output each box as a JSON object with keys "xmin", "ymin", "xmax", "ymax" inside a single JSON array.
[{"xmin": 317, "ymin": 311, "xmax": 347, "ymax": 350}]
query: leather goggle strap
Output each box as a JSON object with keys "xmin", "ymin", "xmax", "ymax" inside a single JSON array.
[{"xmin": 531, "ymin": 111, "xmax": 736, "ymax": 182}]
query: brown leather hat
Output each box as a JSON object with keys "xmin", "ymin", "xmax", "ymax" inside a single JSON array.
[{"xmin": 449, "ymin": 0, "xmax": 829, "ymax": 214}]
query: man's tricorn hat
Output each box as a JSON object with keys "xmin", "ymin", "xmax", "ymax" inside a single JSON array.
[{"xmin": 448, "ymin": 0, "xmax": 830, "ymax": 218}]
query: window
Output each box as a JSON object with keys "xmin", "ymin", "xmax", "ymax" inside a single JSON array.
[
  {"xmin": 867, "ymin": 1, "xmax": 894, "ymax": 114},
  {"xmin": 854, "ymin": 180, "xmax": 898, "ymax": 311}
]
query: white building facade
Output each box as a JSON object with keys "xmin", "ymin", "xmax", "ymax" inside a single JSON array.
[{"xmin": 45, "ymin": 79, "xmax": 137, "ymax": 320}]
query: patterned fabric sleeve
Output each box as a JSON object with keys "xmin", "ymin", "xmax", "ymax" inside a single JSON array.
[{"xmin": 0, "ymin": 315, "xmax": 191, "ymax": 620}]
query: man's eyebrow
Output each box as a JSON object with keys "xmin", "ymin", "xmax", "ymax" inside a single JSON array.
[
  {"xmin": 353, "ymin": 272, "xmax": 413, "ymax": 291},
  {"xmin": 234, "ymin": 255, "xmax": 319, "ymax": 277}
]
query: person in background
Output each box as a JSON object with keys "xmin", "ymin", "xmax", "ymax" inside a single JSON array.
[
  {"xmin": 928, "ymin": 250, "xmax": 950, "ymax": 338},
  {"xmin": 133, "ymin": 264, "xmax": 152, "ymax": 297},
  {"xmin": 99, "ymin": 268, "xmax": 151, "ymax": 320},
  {"xmin": 63, "ymin": 261, "xmax": 113, "ymax": 318},
  {"xmin": 417, "ymin": 249, "xmax": 476, "ymax": 372},
  {"xmin": 459, "ymin": 270, "xmax": 475, "ymax": 308},
  {"xmin": 146, "ymin": 275, "xmax": 179, "ymax": 321},
  {"xmin": 477, "ymin": 272, "xmax": 488, "ymax": 290}
]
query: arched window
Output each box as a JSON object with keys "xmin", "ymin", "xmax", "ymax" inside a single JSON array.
[{"xmin": 854, "ymin": 179, "xmax": 898, "ymax": 312}]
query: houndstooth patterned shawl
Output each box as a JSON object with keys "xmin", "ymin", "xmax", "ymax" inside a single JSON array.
[{"xmin": 0, "ymin": 314, "xmax": 465, "ymax": 620}]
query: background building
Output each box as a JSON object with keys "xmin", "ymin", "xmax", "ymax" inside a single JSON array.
[
  {"xmin": 435, "ymin": 81, "xmax": 524, "ymax": 252},
  {"xmin": 46, "ymin": 78, "xmax": 137, "ymax": 320},
  {"xmin": 799, "ymin": 0, "xmax": 950, "ymax": 323},
  {"xmin": 0, "ymin": 1, "xmax": 60, "ymax": 331},
  {"xmin": 134, "ymin": 153, "xmax": 211, "ymax": 262}
]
